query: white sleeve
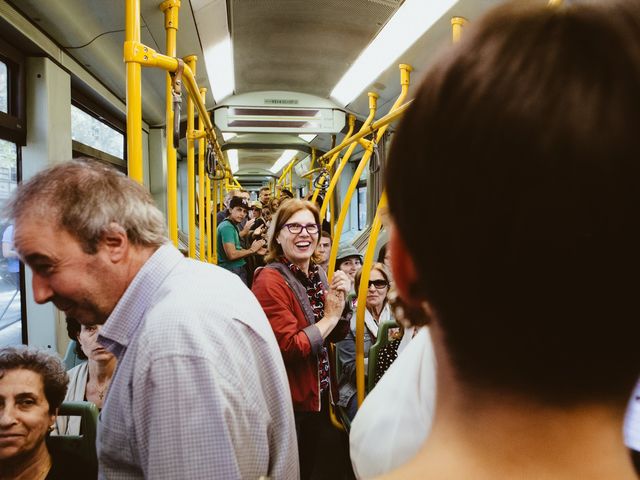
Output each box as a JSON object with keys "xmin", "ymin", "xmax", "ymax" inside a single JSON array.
[
  {"xmin": 624, "ymin": 379, "xmax": 640, "ymax": 451},
  {"xmin": 349, "ymin": 328, "xmax": 437, "ymax": 478}
]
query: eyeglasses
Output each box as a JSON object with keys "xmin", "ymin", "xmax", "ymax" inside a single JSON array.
[
  {"xmin": 367, "ymin": 279, "xmax": 389, "ymax": 290},
  {"xmin": 283, "ymin": 223, "xmax": 320, "ymax": 234}
]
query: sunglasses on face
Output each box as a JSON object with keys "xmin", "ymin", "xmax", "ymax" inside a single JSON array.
[
  {"xmin": 283, "ymin": 223, "xmax": 320, "ymax": 234},
  {"xmin": 367, "ymin": 279, "xmax": 389, "ymax": 290}
]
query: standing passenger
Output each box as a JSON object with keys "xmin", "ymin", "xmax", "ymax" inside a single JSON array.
[
  {"xmin": 252, "ymin": 199, "xmax": 353, "ymax": 479},
  {"xmin": 315, "ymin": 230, "xmax": 332, "ymax": 273},
  {"xmin": 380, "ymin": 2, "xmax": 640, "ymax": 479},
  {"xmin": 217, "ymin": 196, "xmax": 265, "ymax": 285},
  {"xmin": 8, "ymin": 160, "xmax": 298, "ymax": 479}
]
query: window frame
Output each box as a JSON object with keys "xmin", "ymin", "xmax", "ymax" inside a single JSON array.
[{"xmin": 0, "ymin": 37, "xmax": 26, "ymax": 146}]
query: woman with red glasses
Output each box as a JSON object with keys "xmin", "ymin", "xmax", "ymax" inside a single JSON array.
[
  {"xmin": 252, "ymin": 199, "xmax": 353, "ymax": 479},
  {"xmin": 337, "ymin": 262, "xmax": 393, "ymax": 420}
]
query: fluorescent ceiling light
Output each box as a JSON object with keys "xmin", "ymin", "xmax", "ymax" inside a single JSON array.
[
  {"xmin": 204, "ymin": 38, "xmax": 235, "ymax": 103},
  {"xmin": 194, "ymin": 0, "xmax": 235, "ymax": 103},
  {"xmin": 270, "ymin": 150, "xmax": 298, "ymax": 174},
  {"xmin": 227, "ymin": 150, "xmax": 239, "ymax": 173},
  {"xmin": 330, "ymin": 0, "xmax": 458, "ymax": 106},
  {"xmin": 222, "ymin": 132, "xmax": 236, "ymax": 141},
  {"xmin": 299, "ymin": 134, "xmax": 316, "ymax": 142}
]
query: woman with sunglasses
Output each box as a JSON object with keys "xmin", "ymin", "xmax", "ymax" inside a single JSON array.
[
  {"xmin": 252, "ymin": 199, "xmax": 353, "ymax": 479},
  {"xmin": 337, "ymin": 262, "xmax": 393, "ymax": 420}
]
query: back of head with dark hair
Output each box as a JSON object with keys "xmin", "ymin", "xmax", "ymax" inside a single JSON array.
[
  {"xmin": 0, "ymin": 346, "xmax": 69, "ymax": 413},
  {"xmin": 386, "ymin": 1, "xmax": 640, "ymax": 403},
  {"xmin": 66, "ymin": 317, "xmax": 87, "ymax": 360}
]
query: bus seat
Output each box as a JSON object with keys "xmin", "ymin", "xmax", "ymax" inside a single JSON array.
[
  {"xmin": 63, "ymin": 340, "xmax": 86, "ymax": 371},
  {"xmin": 367, "ymin": 320, "xmax": 399, "ymax": 392},
  {"xmin": 48, "ymin": 401, "xmax": 99, "ymax": 473}
]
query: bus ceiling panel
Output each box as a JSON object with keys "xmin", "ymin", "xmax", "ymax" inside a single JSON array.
[
  {"xmin": 230, "ymin": 0, "xmax": 403, "ymax": 97},
  {"xmin": 344, "ymin": 0, "xmax": 540, "ymax": 115}
]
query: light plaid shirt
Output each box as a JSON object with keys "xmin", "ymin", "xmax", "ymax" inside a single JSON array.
[{"xmin": 97, "ymin": 244, "xmax": 298, "ymax": 479}]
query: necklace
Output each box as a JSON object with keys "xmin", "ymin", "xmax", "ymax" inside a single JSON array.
[{"xmin": 94, "ymin": 379, "xmax": 111, "ymax": 400}]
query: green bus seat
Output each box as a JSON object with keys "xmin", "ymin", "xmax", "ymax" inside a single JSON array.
[{"xmin": 48, "ymin": 401, "xmax": 99, "ymax": 473}]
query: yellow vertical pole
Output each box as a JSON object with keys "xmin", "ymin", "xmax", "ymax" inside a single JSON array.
[
  {"xmin": 329, "ymin": 163, "xmax": 336, "ymax": 236},
  {"xmin": 185, "ymin": 55, "xmax": 197, "ymax": 258},
  {"xmin": 125, "ymin": 0, "xmax": 143, "ymax": 183},
  {"xmin": 355, "ymin": 192, "xmax": 387, "ymax": 405},
  {"xmin": 320, "ymin": 108, "xmax": 374, "ymax": 222},
  {"xmin": 451, "ymin": 16, "xmax": 468, "ymax": 43},
  {"xmin": 161, "ymin": 0, "xmax": 180, "ymax": 245},
  {"xmin": 328, "ymin": 65, "xmax": 411, "ymax": 281},
  {"xmin": 209, "ymin": 177, "xmax": 215, "ymax": 263},
  {"xmin": 311, "ymin": 114, "xmax": 355, "ymax": 204},
  {"xmin": 198, "ymin": 87, "xmax": 207, "ymax": 261}
]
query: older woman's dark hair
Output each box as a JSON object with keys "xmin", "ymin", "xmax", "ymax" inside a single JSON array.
[
  {"xmin": 0, "ymin": 346, "xmax": 69, "ymax": 413},
  {"xmin": 265, "ymin": 199, "xmax": 322, "ymax": 265},
  {"xmin": 65, "ymin": 317, "xmax": 87, "ymax": 360},
  {"xmin": 386, "ymin": 1, "xmax": 640, "ymax": 403}
]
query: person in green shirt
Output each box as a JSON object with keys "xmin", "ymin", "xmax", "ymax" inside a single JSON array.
[{"xmin": 217, "ymin": 197, "xmax": 265, "ymax": 285}]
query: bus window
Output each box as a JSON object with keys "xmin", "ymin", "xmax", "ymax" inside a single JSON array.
[
  {"xmin": 0, "ymin": 61, "xmax": 7, "ymax": 114},
  {"xmin": 0, "ymin": 138, "xmax": 22, "ymax": 346}
]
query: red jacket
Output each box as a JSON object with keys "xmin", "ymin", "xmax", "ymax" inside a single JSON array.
[{"xmin": 252, "ymin": 266, "xmax": 350, "ymax": 412}]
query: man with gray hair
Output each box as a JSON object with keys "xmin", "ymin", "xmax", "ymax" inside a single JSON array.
[{"xmin": 7, "ymin": 159, "xmax": 298, "ymax": 479}]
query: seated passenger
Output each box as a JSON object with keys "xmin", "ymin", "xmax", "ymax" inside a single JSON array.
[
  {"xmin": 0, "ymin": 346, "xmax": 95, "ymax": 479},
  {"xmin": 335, "ymin": 244, "xmax": 362, "ymax": 294},
  {"xmin": 54, "ymin": 318, "xmax": 116, "ymax": 435},
  {"xmin": 252, "ymin": 199, "xmax": 353, "ymax": 479},
  {"xmin": 379, "ymin": 2, "xmax": 640, "ymax": 479},
  {"xmin": 337, "ymin": 262, "xmax": 392, "ymax": 420}
]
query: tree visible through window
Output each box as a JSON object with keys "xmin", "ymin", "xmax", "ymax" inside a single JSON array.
[
  {"xmin": 0, "ymin": 61, "xmax": 7, "ymax": 114},
  {"xmin": 71, "ymin": 105, "xmax": 124, "ymax": 159}
]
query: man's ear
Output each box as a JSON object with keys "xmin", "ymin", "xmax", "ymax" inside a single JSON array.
[
  {"xmin": 390, "ymin": 223, "xmax": 424, "ymax": 309},
  {"xmin": 100, "ymin": 222, "xmax": 128, "ymax": 263}
]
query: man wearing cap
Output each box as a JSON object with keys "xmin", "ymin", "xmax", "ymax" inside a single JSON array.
[
  {"xmin": 217, "ymin": 196, "xmax": 265, "ymax": 285},
  {"xmin": 336, "ymin": 243, "xmax": 363, "ymax": 294}
]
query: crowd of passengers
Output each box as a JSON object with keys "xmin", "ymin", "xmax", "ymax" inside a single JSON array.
[{"xmin": 2, "ymin": 0, "xmax": 640, "ymax": 478}]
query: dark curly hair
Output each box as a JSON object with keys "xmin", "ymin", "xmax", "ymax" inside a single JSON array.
[
  {"xmin": 65, "ymin": 317, "xmax": 87, "ymax": 360},
  {"xmin": 0, "ymin": 346, "xmax": 69, "ymax": 413}
]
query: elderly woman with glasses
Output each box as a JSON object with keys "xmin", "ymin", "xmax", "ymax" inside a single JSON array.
[
  {"xmin": 337, "ymin": 262, "xmax": 393, "ymax": 420},
  {"xmin": 252, "ymin": 199, "xmax": 353, "ymax": 479}
]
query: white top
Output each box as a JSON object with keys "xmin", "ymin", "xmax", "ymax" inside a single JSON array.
[
  {"xmin": 349, "ymin": 327, "xmax": 436, "ymax": 478},
  {"xmin": 624, "ymin": 379, "xmax": 640, "ymax": 451},
  {"xmin": 53, "ymin": 361, "xmax": 88, "ymax": 436}
]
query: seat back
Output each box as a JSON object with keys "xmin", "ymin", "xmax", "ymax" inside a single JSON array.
[
  {"xmin": 63, "ymin": 340, "xmax": 86, "ymax": 370},
  {"xmin": 367, "ymin": 320, "xmax": 398, "ymax": 392},
  {"xmin": 48, "ymin": 401, "xmax": 99, "ymax": 473}
]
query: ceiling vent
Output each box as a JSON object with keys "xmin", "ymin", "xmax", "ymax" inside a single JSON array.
[{"xmin": 214, "ymin": 91, "xmax": 345, "ymax": 134}]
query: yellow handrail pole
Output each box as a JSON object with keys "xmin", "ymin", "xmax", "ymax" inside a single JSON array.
[
  {"xmin": 320, "ymin": 101, "xmax": 378, "ymax": 225},
  {"xmin": 184, "ymin": 55, "xmax": 197, "ymax": 258},
  {"xmin": 125, "ymin": 0, "xmax": 143, "ymax": 182},
  {"xmin": 451, "ymin": 17, "xmax": 468, "ymax": 44},
  {"xmin": 160, "ymin": 0, "xmax": 180, "ymax": 245},
  {"xmin": 124, "ymin": 41, "xmax": 229, "ymax": 176},
  {"xmin": 329, "ymin": 163, "xmax": 336, "ymax": 236},
  {"xmin": 206, "ymin": 175, "xmax": 212, "ymax": 262},
  {"xmin": 277, "ymin": 156, "xmax": 299, "ymax": 185},
  {"xmin": 328, "ymin": 64, "xmax": 411, "ymax": 280},
  {"xmin": 310, "ymin": 114, "xmax": 355, "ymax": 204},
  {"xmin": 325, "ymin": 92, "xmax": 378, "ymax": 278},
  {"xmin": 197, "ymin": 87, "xmax": 207, "ymax": 261},
  {"xmin": 355, "ymin": 192, "xmax": 388, "ymax": 406}
]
